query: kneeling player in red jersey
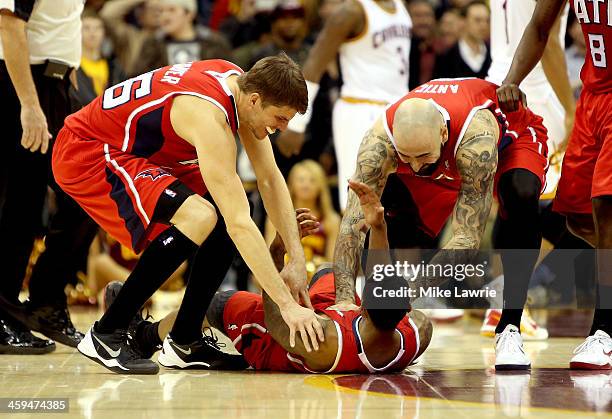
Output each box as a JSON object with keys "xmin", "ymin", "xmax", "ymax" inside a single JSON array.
[
  {"xmin": 331, "ymin": 78, "xmax": 549, "ymax": 371},
  {"xmin": 53, "ymin": 54, "xmax": 323, "ymax": 374},
  {"xmin": 108, "ymin": 182, "xmax": 432, "ymax": 373}
]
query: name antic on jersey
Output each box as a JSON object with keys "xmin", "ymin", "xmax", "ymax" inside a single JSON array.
[{"xmin": 413, "ymin": 84, "xmax": 460, "ymax": 94}]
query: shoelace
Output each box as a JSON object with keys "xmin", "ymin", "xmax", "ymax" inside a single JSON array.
[
  {"xmin": 498, "ymin": 329, "xmax": 524, "ymax": 354},
  {"xmin": 122, "ymin": 330, "xmax": 150, "ymax": 360},
  {"xmin": 573, "ymin": 335, "xmax": 612, "ymax": 355},
  {"xmin": 202, "ymin": 327, "xmax": 226, "ymax": 351},
  {"xmin": 127, "ymin": 308, "xmax": 154, "ymax": 339}
]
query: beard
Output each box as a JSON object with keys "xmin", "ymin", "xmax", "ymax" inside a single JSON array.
[{"xmin": 415, "ymin": 161, "xmax": 439, "ymax": 177}]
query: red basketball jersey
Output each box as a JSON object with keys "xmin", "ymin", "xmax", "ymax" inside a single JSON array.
[
  {"xmin": 287, "ymin": 272, "xmax": 420, "ymax": 374},
  {"xmin": 64, "ymin": 60, "xmax": 243, "ymax": 167},
  {"xmin": 381, "ymin": 79, "xmax": 547, "ymax": 237},
  {"xmin": 571, "ymin": 1, "xmax": 612, "ymax": 93},
  {"xmin": 384, "ymin": 78, "xmax": 507, "ymax": 183}
]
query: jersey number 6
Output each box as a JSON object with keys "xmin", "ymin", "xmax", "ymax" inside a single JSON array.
[{"xmin": 102, "ymin": 72, "xmax": 155, "ymax": 110}]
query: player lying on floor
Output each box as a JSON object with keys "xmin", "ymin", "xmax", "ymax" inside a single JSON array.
[{"xmin": 107, "ymin": 181, "xmax": 432, "ymax": 372}]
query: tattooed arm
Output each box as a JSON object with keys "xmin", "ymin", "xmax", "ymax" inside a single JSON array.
[
  {"xmin": 413, "ymin": 109, "xmax": 499, "ymax": 289},
  {"xmin": 445, "ymin": 109, "xmax": 499, "ymax": 249},
  {"xmin": 332, "ymin": 118, "xmax": 398, "ymax": 305}
]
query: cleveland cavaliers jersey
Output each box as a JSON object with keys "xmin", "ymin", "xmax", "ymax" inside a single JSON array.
[
  {"xmin": 486, "ymin": 0, "xmax": 568, "ymax": 101},
  {"xmin": 338, "ymin": 0, "xmax": 412, "ymax": 103},
  {"xmin": 571, "ymin": 0, "xmax": 612, "ymax": 93},
  {"xmin": 64, "ymin": 60, "xmax": 242, "ymax": 168}
]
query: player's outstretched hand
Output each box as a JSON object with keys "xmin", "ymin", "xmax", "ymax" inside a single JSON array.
[
  {"xmin": 349, "ymin": 180, "xmax": 385, "ymax": 229},
  {"xmin": 496, "ymin": 83, "xmax": 527, "ymax": 113},
  {"xmin": 281, "ymin": 261, "xmax": 314, "ymax": 309},
  {"xmin": 281, "ymin": 303, "xmax": 325, "ymax": 352}
]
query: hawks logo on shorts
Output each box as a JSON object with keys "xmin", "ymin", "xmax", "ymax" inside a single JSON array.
[{"xmin": 135, "ymin": 168, "xmax": 172, "ymax": 181}]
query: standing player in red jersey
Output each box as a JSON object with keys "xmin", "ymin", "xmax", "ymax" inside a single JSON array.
[
  {"xmin": 53, "ymin": 53, "xmax": 324, "ymax": 375},
  {"xmin": 105, "ymin": 182, "xmax": 432, "ymax": 373},
  {"xmin": 497, "ymin": 0, "xmax": 612, "ymax": 370},
  {"xmin": 331, "ymin": 77, "xmax": 549, "ymax": 371}
]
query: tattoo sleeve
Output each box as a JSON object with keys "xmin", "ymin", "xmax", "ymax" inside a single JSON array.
[
  {"xmin": 447, "ymin": 110, "xmax": 498, "ymax": 249},
  {"xmin": 332, "ymin": 122, "xmax": 398, "ymax": 303},
  {"xmin": 412, "ymin": 110, "xmax": 499, "ymax": 290}
]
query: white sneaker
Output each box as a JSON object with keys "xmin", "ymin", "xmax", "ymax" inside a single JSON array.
[
  {"xmin": 481, "ymin": 309, "xmax": 548, "ymax": 341},
  {"xmin": 570, "ymin": 330, "xmax": 612, "ymax": 370},
  {"xmin": 495, "ymin": 324, "xmax": 531, "ymax": 371}
]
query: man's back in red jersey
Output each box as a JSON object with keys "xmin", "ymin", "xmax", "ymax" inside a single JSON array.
[{"xmin": 65, "ymin": 60, "xmax": 242, "ymax": 168}]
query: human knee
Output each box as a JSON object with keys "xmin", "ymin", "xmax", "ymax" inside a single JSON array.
[
  {"xmin": 566, "ymin": 214, "xmax": 596, "ymax": 247},
  {"xmin": 410, "ymin": 310, "xmax": 433, "ymax": 358},
  {"xmin": 499, "ymin": 169, "xmax": 541, "ymax": 212},
  {"xmin": 171, "ymin": 195, "xmax": 218, "ymax": 244}
]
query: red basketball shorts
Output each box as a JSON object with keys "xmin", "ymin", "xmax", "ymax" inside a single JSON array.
[
  {"xmin": 52, "ymin": 127, "xmax": 206, "ymax": 252},
  {"xmin": 554, "ymin": 89, "xmax": 612, "ymax": 215}
]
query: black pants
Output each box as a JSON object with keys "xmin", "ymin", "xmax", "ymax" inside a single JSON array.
[{"xmin": 0, "ymin": 62, "xmax": 97, "ymax": 305}]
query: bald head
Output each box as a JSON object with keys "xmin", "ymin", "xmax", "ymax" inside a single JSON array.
[{"xmin": 392, "ymin": 98, "xmax": 448, "ymax": 175}]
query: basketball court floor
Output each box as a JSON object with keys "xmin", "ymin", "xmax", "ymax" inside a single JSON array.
[{"xmin": 2, "ymin": 307, "xmax": 611, "ymax": 419}]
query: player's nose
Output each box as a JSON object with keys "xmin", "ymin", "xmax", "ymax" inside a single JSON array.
[{"xmin": 410, "ymin": 161, "xmax": 422, "ymax": 172}]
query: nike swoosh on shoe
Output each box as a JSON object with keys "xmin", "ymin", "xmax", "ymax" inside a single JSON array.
[
  {"xmin": 171, "ymin": 342, "xmax": 192, "ymax": 356},
  {"xmin": 93, "ymin": 335, "xmax": 121, "ymax": 357}
]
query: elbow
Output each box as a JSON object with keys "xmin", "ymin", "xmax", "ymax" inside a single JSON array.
[
  {"xmin": 226, "ymin": 216, "xmax": 255, "ymax": 239},
  {"xmin": 256, "ymin": 167, "xmax": 283, "ymax": 191},
  {"xmin": 458, "ymin": 236, "xmax": 480, "ymax": 250},
  {"xmin": 257, "ymin": 177, "xmax": 273, "ymax": 192},
  {"xmin": 447, "ymin": 233, "xmax": 480, "ymax": 250}
]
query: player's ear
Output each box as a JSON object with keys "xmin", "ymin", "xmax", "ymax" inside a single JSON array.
[
  {"xmin": 440, "ymin": 123, "xmax": 448, "ymax": 145},
  {"xmin": 249, "ymin": 92, "xmax": 261, "ymax": 108}
]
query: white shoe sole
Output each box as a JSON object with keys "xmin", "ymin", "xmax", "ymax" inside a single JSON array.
[
  {"xmin": 78, "ymin": 329, "xmax": 158, "ymax": 375},
  {"xmin": 570, "ymin": 361, "xmax": 612, "ymax": 370},
  {"xmin": 78, "ymin": 329, "xmax": 131, "ymax": 373},
  {"xmin": 157, "ymin": 340, "xmax": 211, "ymax": 370}
]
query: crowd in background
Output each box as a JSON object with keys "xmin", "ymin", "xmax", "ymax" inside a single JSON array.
[{"xmin": 38, "ymin": 0, "xmax": 587, "ymax": 303}]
